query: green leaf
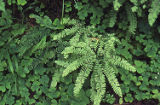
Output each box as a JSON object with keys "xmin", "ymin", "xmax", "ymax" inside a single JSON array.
[
  {"xmin": 51, "ymin": 99, "xmax": 58, "ymax": 105},
  {"xmin": 6, "ymin": 52, "xmax": 14, "ymax": 74},
  {"xmin": 0, "ymin": 0, "xmax": 5, "ymax": 11},
  {"xmin": 134, "ymin": 60, "xmax": 143, "ymax": 67},
  {"xmin": 124, "ymin": 94, "xmax": 133, "ymax": 103},
  {"xmin": 113, "ymin": 0, "xmax": 121, "ymax": 11},
  {"xmin": 17, "ymin": 0, "xmax": 27, "ymax": 6},
  {"xmin": 119, "ymin": 98, "xmax": 123, "ymax": 104},
  {"xmin": 0, "ymin": 86, "xmax": 6, "ymax": 92}
]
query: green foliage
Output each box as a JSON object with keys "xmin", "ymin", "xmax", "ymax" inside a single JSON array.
[
  {"xmin": 118, "ymin": 32, "xmax": 160, "ymax": 103},
  {"xmin": 126, "ymin": 4, "xmax": 137, "ymax": 34},
  {"xmin": 1, "ymin": 0, "xmax": 160, "ymax": 105},
  {"xmin": 73, "ymin": 0, "xmax": 159, "ymax": 35},
  {"xmin": 0, "ymin": 0, "xmax": 5, "ymax": 12},
  {"xmin": 29, "ymin": 14, "xmax": 64, "ymax": 29},
  {"xmin": 124, "ymin": 94, "xmax": 134, "ymax": 103},
  {"xmin": 148, "ymin": 0, "xmax": 160, "ymax": 26},
  {"xmin": 17, "ymin": 0, "xmax": 27, "ymax": 6},
  {"xmin": 65, "ymin": 1, "xmax": 72, "ymax": 12},
  {"xmin": 52, "ymin": 19, "xmax": 136, "ymax": 105},
  {"xmin": 102, "ymin": 93, "xmax": 116, "ymax": 104}
]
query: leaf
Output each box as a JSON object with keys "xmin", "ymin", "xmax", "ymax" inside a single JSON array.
[
  {"xmin": 51, "ymin": 99, "xmax": 58, "ymax": 105},
  {"xmin": 0, "ymin": 86, "xmax": 6, "ymax": 92},
  {"xmin": 17, "ymin": 0, "xmax": 27, "ymax": 6},
  {"xmin": 12, "ymin": 55, "xmax": 19, "ymax": 72},
  {"xmin": 29, "ymin": 14, "xmax": 56, "ymax": 29},
  {"xmin": 0, "ymin": 0, "xmax": 5, "ymax": 11},
  {"xmin": 6, "ymin": 52, "xmax": 14, "ymax": 74},
  {"xmin": 124, "ymin": 94, "xmax": 133, "ymax": 103},
  {"xmin": 113, "ymin": 0, "xmax": 121, "ymax": 11},
  {"xmin": 119, "ymin": 97, "xmax": 123, "ymax": 104},
  {"xmin": 134, "ymin": 60, "xmax": 143, "ymax": 67}
]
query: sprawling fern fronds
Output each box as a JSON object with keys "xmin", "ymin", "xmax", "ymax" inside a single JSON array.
[{"xmin": 52, "ymin": 19, "xmax": 136, "ymax": 105}]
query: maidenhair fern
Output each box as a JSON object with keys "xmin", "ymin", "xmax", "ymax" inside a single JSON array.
[{"xmin": 52, "ymin": 19, "xmax": 136, "ymax": 105}]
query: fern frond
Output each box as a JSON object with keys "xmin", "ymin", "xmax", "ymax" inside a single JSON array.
[
  {"xmin": 103, "ymin": 63, "xmax": 122, "ymax": 97},
  {"xmin": 62, "ymin": 60, "xmax": 82, "ymax": 77},
  {"xmin": 93, "ymin": 63, "xmax": 106, "ymax": 105},
  {"xmin": 61, "ymin": 46, "xmax": 75, "ymax": 58},
  {"xmin": 69, "ymin": 34, "xmax": 80, "ymax": 46},
  {"xmin": 55, "ymin": 60, "xmax": 69, "ymax": 68},
  {"xmin": 109, "ymin": 55, "xmax": 136, "ymax": 72},
  {"xmin": 148, "ymin": 0, "xmax": 160, "ymax": 26},
  {"xmin": 62, "ymin": 18, "xmax": 77, "ymax": 25},
  {"xmin": 52, "ymin": 26, "xmax": 79, "ymax": 40},
  {"xmin": 74, "ymin": 64, "xmax": 92, "ymax": 95},
  {"xmin": 126, "ymin": 4, "xmax": 137, "ymax": 34},
  {"xmin": 91, "ymin": 65, "xmax": 106, "ymax": 105},
  {"xmin": 108, "ymin": 10, "xmax": 117, "ymax": 28}
]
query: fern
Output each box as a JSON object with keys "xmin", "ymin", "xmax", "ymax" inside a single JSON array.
[
  {"xmin": 106, "ymin": 9, "xmax": 117, "ymax": 28},
  {"xmin": 126, "ymin": 4, "xmax": 137, "ymax": 34},
  {"xmin": 52, "ymin": 19, "xmax": 136, "ymax": 105},
  {"xmin": 148, "ymin": 0, "xmax": 160, "ymax": 26}
]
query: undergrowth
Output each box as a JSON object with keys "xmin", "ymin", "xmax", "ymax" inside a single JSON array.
[{"xmin": 0, "ymin": 0, "xmax": 160, "ymax": 105}]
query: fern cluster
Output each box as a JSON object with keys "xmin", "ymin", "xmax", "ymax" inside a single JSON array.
[{"xmin": 52, "ymin": 19, "xmax": 136, "ymax": 105}]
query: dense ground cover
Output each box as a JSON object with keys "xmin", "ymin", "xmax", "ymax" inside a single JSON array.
[{"xmin": 0, "ymin": 0, "xmax": 159, "ymax": 105}]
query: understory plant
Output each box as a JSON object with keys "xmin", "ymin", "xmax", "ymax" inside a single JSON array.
[{"xmin": 51, "ymin": 19, "xmax": 136, "ymax": 105}]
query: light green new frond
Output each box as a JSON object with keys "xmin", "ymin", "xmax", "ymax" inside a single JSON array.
[
  {"xmin": 104, "ymin": 36, "xmax": 117, "ymax": 54},
  {"xmin": 90, "ymin": 73, "xmax": 97, "ymax": 103},
  {"xmin": 62, "ymin": 60, "xmax": 82, "ymax": 77},
  {"xmin": 93, "ymin": 69, "xmax": 106, "ymax": 105},
  {"xmin": 69, "ymin": 34, "xmax": 80, "ymax": 46},
  {"xmin": 62, "ymin": 18, "xmax": 77, "ymax": 25},
  {"xmin": 103, "ymin": 63, "xmax": 122, "ymax": 97},
  {"xmin": 52, "ymin": 26, "xmax": 79, "ymax": 40},
  {"xmin": 148, "ymin": 0, "xmax": 160, "ymax": 26},
  {"xmin": 61, "ymin": 46, "xmax": 75, "ymax": 58},
  {"xmin": 109, "ymin": 55, "xmax": 136, "ymax": 72},
  {"xmin": 73, "ymin": 47, "xmax": 88, "ymax": 55},
  {"xmin": 97, "ymin": 41, "xmax": 105, "ymax": 56},
  {"xmin": 55, "ymin": 60, "xmax": 69, "ymax": 68},
  {"xmin": 90, "ymin": 62, "xmax": 106, "ymax": 105},
  {"xmin": 74, "ymin": 64, "xmax": 92, "ymax": 95},
  {"xmin": 91, "ymin": 66, "xmax": 106, "ymax": 105},
  {"xmin": 75, "ymin": 42, "xmax": 87, "ymax": 48}
]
